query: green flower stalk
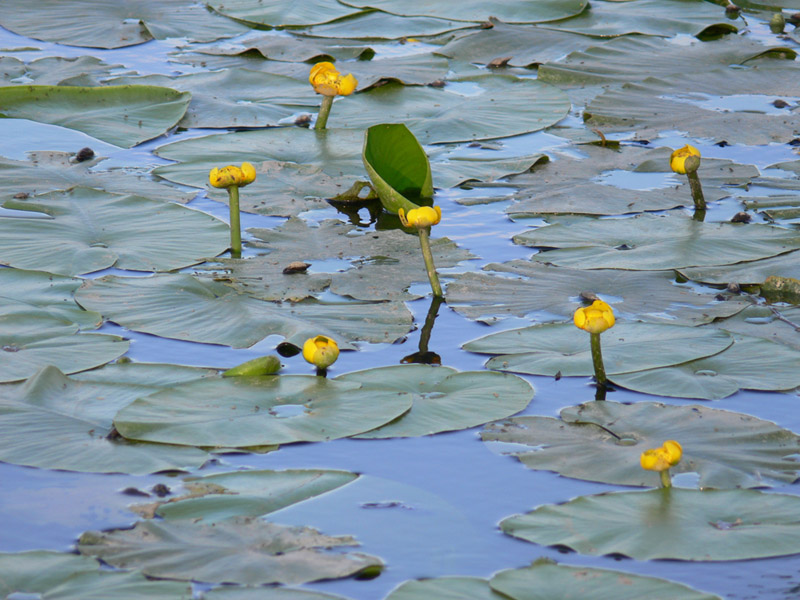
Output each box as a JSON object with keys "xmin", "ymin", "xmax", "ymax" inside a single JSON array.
[
  {"xmin": 573, "ymin": 299, "xmax": 615, "ymax": 395},
  {"xmin": 398, "ymin": 205, "xmax": 443, "ymax": 298},
  {"xmin": 640, "ymin": 440, "xmax": 683, "ymax": 488},
  {"xmin": 670, "ymin": 144, "xmax": 706, "ymax": 219},
  {"xmin": 208, "ymin": 162, "xmax": 256, "ymax": 258},
  {"xmin": 309, "ymin": 62, "xmax": 357, "ymax": 131}
]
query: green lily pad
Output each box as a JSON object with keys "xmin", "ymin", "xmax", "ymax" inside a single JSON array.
[
  {"xmin": 465, "ymin": 322, "xmax": 733, "ymax": 377},
  {"xmin": 0, "ymin": 188, "xmax": 229, "ymax": 276},
  {"xmin": 489, "ymin": 560, "xmax": 721, "ymax": 600},
  {"xmin": 680, "ymin": 249, "xmax": 800, "ymax": 286},
  {"xmin": 339, "ymin": 0, "xmax": 588, "ymax": 23},
  {"xmin": 584, "ymin": 64, "xmax": 800, "ymax": 145},
  {"xmin": 539, "ymin": 35, "xmax": 796, "ymax": 87},
  {"xmin": 484, "ymin": 400, "xmax": 800, "ymax": 488},
  {"xmin": 155, "ymin": 469, "xmax": 358, "ymax": 521},
  {"xmin": 206, "ymin": 0, "xmax": 361, "ymax": 27},
  {"xmin": 386, "ymin": 576, "xmax": 508, "ymax": 600},
  {"xmin": 205, "ymin": 587, "xmax": 351, "ymax": 600},
  {"xmin": 0, "ymin": 0, "xmax": 249, "ymax": 48},
  {"xmin": 193, "ymin": 32, "xmax": 376, "ymax": 63},
  {"xmin": 75, "ymin": 273, "xmax": 413, "ymax": 349},
  {"xmin": 501, "ymin": 488, "xmax": 800, "ymax": 560},
  {"xmin": 709, "ymin": 304, "xmax": 800, "ymax": 352},
  {"xmin": 0, "ymin": 56, "xmax": 133, "ymax": 86},
  {"xmin": 514, "ymin": 214, "xmax": 800, "ymax": 270},
  {"xmin": 447, "ymin": 260, "xmax": 749, "ymax": 325},
  {"xmin": 0, "ymin": 365, "xmax": 209, "ymax": 473},
  {"xmin": 541, "ymin": 0, "xmax": 739, "ymax": 37},
  {"xmin": 0, "ymin": 85, "xmax": 191, "ymax": 148},
  {"xmin": 0, "ymin": 551, "xmax": 192, "ymax": 599},
  {"xmin": 430, "ymin": 150, "xmax": 549, "ymax": 189},
  {"xmin": 114, "ymin": 374, "xmax": 413, "ymax": 447},
  {"xmin": 743, "ymin": 195, "xmax": 800, "ymax": 221},
  {"xmin": 223, "ymin": 218, "xmax": 475, "ymax": 302},
  {"xmin": 611, "ymin": 335, "xmax": 800, "ymax": 399},
  {"xmin": 78, "ymin": 516, "xmax": 383, "ymax": 585},
  {"xmin": 332, "ymin": 365, "xmax": 533, "ymax": 438},
  {"xmin": 305, "ymin": 11, "xmax": 473, "ymax": 39}
]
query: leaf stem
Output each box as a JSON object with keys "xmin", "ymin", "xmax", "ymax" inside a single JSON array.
[
  {"xmin": 228, "ymin": 186, "xmax": 242, "ymax": 259},
  {"xmin": 417, "ymin": 227, "xmax": 443, "ymax": 298},
  {"xmin": 315, "ymin": 95, "xmax": 334, "ymax": 131}
]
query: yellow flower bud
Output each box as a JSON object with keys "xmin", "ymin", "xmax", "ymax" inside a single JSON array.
[
  {"xmin": 662, "ymin": 440, "xmax": 683, "ymax": 466},
  {"xmin": 302, "ymin": 335, "xmax": 339, "ymax": 370},
  {"xmin": 398, "ymin": 206, "xmax": 442, "ymax": 229},
  {"xmin": 208, "ymin": 163, "xmax": 257, "ymax": 189},
  {"xmin": 640, "ymin": 440, "xmax": 683, "ymax": 472},
  {"xmin": 573, "ymin": 299, "xmax": 615, "ymax": 334},
  {"xmin": 309, "ymin": 62, "xmax": 358, "ymax": 97},
  {"xmin": 670, "ymin": 144, "xmax": 701, "ymax": 175},
  {"xmin": 240, "ymin": 162, "xmax": 257, "ymax": 185}
]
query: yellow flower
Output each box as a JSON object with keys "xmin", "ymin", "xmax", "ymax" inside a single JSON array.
[
  {"xmin": 309, "ymin": 62, "xmax": 358, "ymax": 97},
  {"xmin": 640, "ymin": 440, "xmax": 683, "ymax": 472},
  {"xmin": 573, "ymin": 299, "xmax": 615, "ymax": 334},
  {"xmin": 302, "ymin": 335, "xmax": 339, "ymax": 370},
  {"xmin": 209, "ymin": 162, "xmax": 257, "ymax": 189},
  {"xmin": 398, "ymin": 206, "xmax": 441, "ymax": 229},
  {"xmin": 670, "ymin": 145, "xmax": 701, "ymax": 175}
]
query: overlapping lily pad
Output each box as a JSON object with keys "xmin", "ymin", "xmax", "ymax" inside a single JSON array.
[
  {"xmin": 710, "ymin": 304, "xmax": 800, "ymax": 352},
  {"xmin": 78, "ymin": 516, "xmax": 383, "ymax": 585},
  {"xmin": 114, "ymin": 374, "xmax": 413, "ymax": 447},
  {"xmin": 0, "ymin": 56, "xmax": 132, "ymax": 86},
  {"xmin": 75, "ymin": 273, "xmax": 413, "ymax": 348},
  {"xmin": 0, "ymin": 188, "xmax": 229, "ymax": 275},
  {"xmin": 484, "ymin": 401, "xmax": 800, "ymax": 488},
  {"xmin": 224, "ymin": 218, "xmax": 474, "ymax": 301},
  {"xmin": 305, "ymin": 11, "xmax": 474, "ymax": 39},
  {"xmin": 0, "ymin": 85, "xmax": 191, "ymax": 147},
  {"xmin": 330, "ymin": 365, "xmax": 533, "ymax": 438},
  {"xmin": 446, "ymin": 260, "xmax": 749, "ymax": 325},
  {"xmin": 195, "ymin": 32, "xmax": 376, "ymax": 63},
  {"xmin": 206, "ymin": 0, "xmax": 362, "ymax": 27},
  {"xmin": 154, "ymin": 469, "xmax": 358, "ymax": 521},
  {"xmin": 501, "ymin": 488, "xmax": 800, "ymax": 560},
  {"xmin": 464, "ymin": 322, "xmax": 733, "ymax": 377},
  {"xmin": 0, "ymin": 0, "xmax": 249, "ymax": 48},
  {"xmin": 0, "ymin": 365, "xmax": 209, "ymax": 472},
  {"xmin": 386, "ymin": 576, "xmax": 509, "ymax": 600},
  {"xmin": 340, "ymin": 0, "xmax": 588, "ymax": 23},
  {"xmin": 206, "ymin": 587, "xmax": 352, "ymax": 600},
  {"xmin": 680, "ymin": 249, "xmax": 800, "ymax": 286},
  {"xmin": 514, "ymin": 214, "xmax": 800, "ymax": 270}
]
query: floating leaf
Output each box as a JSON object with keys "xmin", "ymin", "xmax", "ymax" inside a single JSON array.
[
  {"xmin": 0, "ymin": 365, "xmax": 210, "ymax": 473},
  {"xmin": 484, "ymin": 400, "xmax": 800, "ymax": 488},
  {"xmin": 0, "ymin": 56, "xmax": 132, "ymax": 86},
  {"xmin": 332, "ymin": 365, "xmax": 533, "ymax": 438},
  {"xmin": 0, "ymin": 85, "xmax": 191, "ymax": 148},
  {"xmin": 78, "ymin": 517, "xmax": 383, "ymax": 585},
  {"xmin": 464, "ymin": 322, "xmax": 732, "ymax": 377},
  {"xmin": 339, "ymin": 0, "xmax": 588, "ymax": 23},
  {"xmin": 306, "ymin": 12, "xmax": 473, "ymax": 39},
  {"xmin": 386, "ymin": 576, "xmax": 507, "ymax": 600},
  {"xmin": 193, "ymin": 32, "xmax": 375, "ymax": 63},
  {"xmin": 206, "ymin": 0, "xmax": 361, "ymax": 27},
  {"xmin": 75, "ymin": 273, "xmax": 413, "ymax": 349},
  {"xmin": 501, "ymin": 488, "xmax": 800, "ymax": 560},
  {"xmin": 0, "ymin": 188, "xmax": 229, "ymax": 276},
  {"xmin": 709, "ymin": 304, "xmax": 800, "ymax": 352},
  {"xmin": 680, "ymin": 250, "xmax": 800, "ymax": 286},
  {"xmin": 205, "ymin": 586, "xmax": 352, "ymax": 600},
  {"xmin": 514, "ymin": 214, "xmax": 800, "ymax": 270},
  {"xmin": 114, "ymin": 374, "xmax": 413, "ymax": 447},
  {"xmin": 156, "ymin": 469, "xmax": 358, "ymax": 521}
]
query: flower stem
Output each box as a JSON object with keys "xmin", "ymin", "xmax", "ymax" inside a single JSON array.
[
  {"xmin": 417, "ymin": 227, "xmax": 443, "ymax": 298},
  {"xmin": 315, "ymin": 95, "xmax": 334, "ymax": 131},
  {"xmin": 316, "ymin": 367, "xmax": 328, "ymax": 378},
  {"xmin": 687, "ymin": 171, "xmax": 706, "ymax": 213},
  {"xmin": 590, "ymin": 332, "xmax": 607, "ymax": 391},
  {"xmin": 228, "ymin": 186, "xmax": 242, "ymax": 259},
  {"xmin": 660, "ymin": 469, "xmax": 672, "ymax": 488}
]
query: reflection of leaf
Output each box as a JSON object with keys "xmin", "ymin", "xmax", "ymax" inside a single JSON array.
[
  {"xmin": 78, "ymin": 517, "xmax": 383, "ymax": 585},
  {"xmin": 502, "ymin": 488, "xmax": 800, "ymax": 560},
  {"xmin": 484, "ymin": 400, "xmax": 800, "ymax": 488}
]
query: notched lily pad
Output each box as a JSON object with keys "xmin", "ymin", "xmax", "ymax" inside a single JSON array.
[{"xmin": 484, "ymin": 400, "xmax": 800, "ymax": 488}]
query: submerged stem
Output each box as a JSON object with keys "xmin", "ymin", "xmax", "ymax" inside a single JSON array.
[
  {"xmin": 315, "ymin": 95, "xmax": 334, "ymax": 130},
  {"xmin": 417, "ymin": 227, "xmax": 443, "ymax": 298},
  {"xmin": 228, "ymin": 186, "xmax": 242, "ymax": 259},
  {"xmin": 590, "ymin": 332, "xmax": 607, "ymax": 392}
]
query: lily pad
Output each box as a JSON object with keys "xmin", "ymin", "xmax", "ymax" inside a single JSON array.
[
  {"xmin": 75, "ymin": 273, "xmax": 413, "ymax": 349},
  {"xmin": 743, "ymin": 195, "xmax": 800, "ymax": 221},
  {"xmin": 0, "ymin": 365, "xmax": 209, "ymax": 473},
  {"xmin": 584, "ymin": 64, "xmax": 800, "ymax": 145},
  {"xmin": 155, "ymin": 469, "xmax": 358, "ymax": 521},
  {"xmin": 709, "ymin": 304, "xmax": 800, "ymax": 352},
  {"xmin": 490, "ymin": 560, "xmax": 721, "ymax": 600},
  {"xmin": 114, "ymin": 374, "xmax": 413, "ymax": 447},
  {"xmin": 339, "ymin": 0, "xmax": 588, "ymax": 23},
  {"xmin": 206, "ymin": 0, "xmax": 362, "ymax": 27},
  {"xmin": 446, "ymin": 260, "xmax": 749, "ymax": 325},
  {"xmin": 332, "ymin": 365, "xmax": 533, "ymax": 438},
  {"xmin": 611, "ymin": 335, "xmax": 800, "ymax": 399},
  {"xmin": 386, "ymin": 576, "xmax": 508, "ymax": 600},
  {"xmin": 0, "ymin": 0, "xmax": 249, "ymax": 48},
  {"xmin": 78, "ymin": 516, "xmax": 383, "ymax": 585},
  {"xmin": 501, "ymin": 488, "xmax": 800, "ymax": 560},
  {"xmin": 0, "ymin": 188, "xmax": 229, "ymax": 276},
  {"xmin": 224, "ymin": 218, "xmax": 475, "ymax": 301},
  {"xmin": 205, "ymin": 587, "xmax": 352, "ymax": 600},
  {"xmin": 0, "ymin": 85, "xmax": 191, "ymax": 148},
  {"xmin": 464, "ymin": 322, "xmax": 733, "ymax": 377},
  {"xmin": 193, "ymin": 32, "xmax": 376, "ymax": 63},
  {"xmin": 0, "ymin": 56, "xmax": 132, "ymax": 86},
  {"xmin": 430, "ymin": 149, "xmax": 549, "ymax": 189},
  {"xmin": 484, "ymin": 400, "xmax": 800, "ymax": 488},
  {"xmin": 305, "ymin": 11, "xmax": 473, "ymax": 39},
  {"xmin": 0, "ymin": 550, "xmax": 192, "ymax": 599},
  {"xmin": 680, "ymin": 249, "xmax": 800, "ymax": 286},
  {"xmin": 514, "ymin": 213, "xmax": 800, "ymax": 270}
]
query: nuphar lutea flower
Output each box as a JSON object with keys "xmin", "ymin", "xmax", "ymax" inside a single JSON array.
[
  {"xmin": 398, "ymin": 206, "xmax": 442, "ymax": 229},
  {"xmin": 640, "ymin": 440, "xmax": 683, "ymax": 472},
  {"xmin": 309, "ymin": 62, "xmax": 358, "ymax": 97},
  {"xmin": 209, "ymin": 162, "xmax": 257, "ymax": 189},
  {"xmin": 303, "ymin": 335, "xmax": 340, "ymax": 370},
  {"xmin": 573, "ymin": 299, "xmax": 615, "ymax": 334},
  {"xmin": 670, "ymin": 144, "xmax": 701, "ymax": 175}
]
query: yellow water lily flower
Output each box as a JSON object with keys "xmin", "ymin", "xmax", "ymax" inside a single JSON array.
[
  {"xmin": 573, "ymin": 299, "xmax": 615, "ymax": 334},
  {"xmin": 309, "ymin": 62, "xmax": 358, "ymax": 97},
  {"xmin": 398, "ymin": 206, "xmax": 442, "ymax": 229},
  {"xmin": 209, "ymin": 162, "xmax": 257, "ymax": 188},
  {"xmin": 640, "ymin": 440, "xmax": 683, "ymax": 472},
  {"xmin": 302, "ymin": 335, "xmax": 340, "ymax": 370},
  {"xmin": 670, "ymin": 144, "xmax": 701, "ymax": 175}
]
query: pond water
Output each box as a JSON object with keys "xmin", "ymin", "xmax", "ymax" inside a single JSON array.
[{"xmin": 1, "ymin": 5, "xmax": 800, "ymax": 600}]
